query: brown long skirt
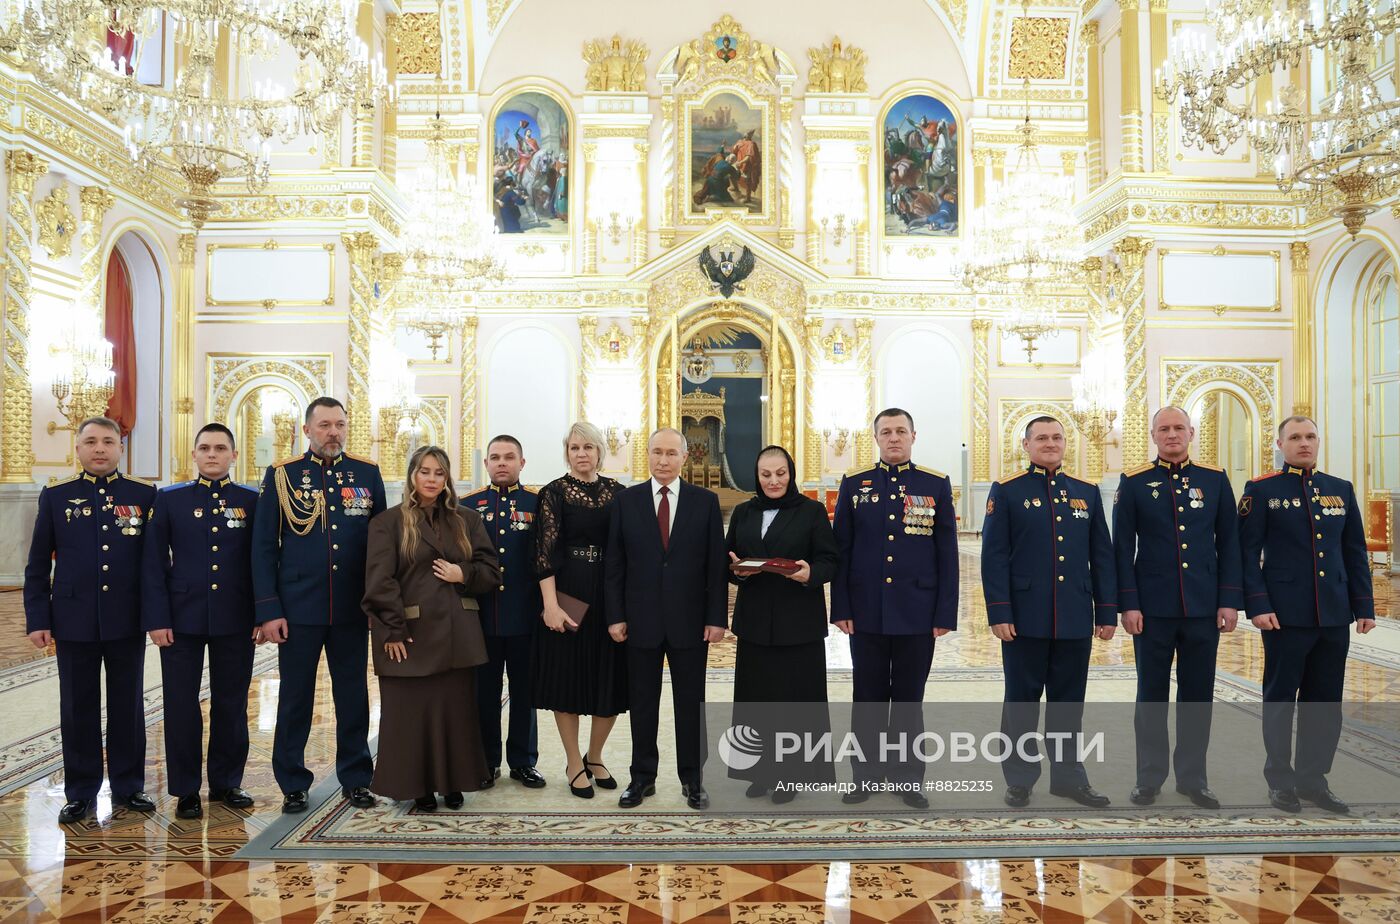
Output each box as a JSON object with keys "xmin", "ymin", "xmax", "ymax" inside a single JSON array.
[{"xmin": 371, "ymin": 668, "xmax": 490, "ymax": 800}]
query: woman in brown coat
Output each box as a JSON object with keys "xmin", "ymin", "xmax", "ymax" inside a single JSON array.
[{"xmin": 363, "ymin": 446, "xmax": 501, "ymax": 810}]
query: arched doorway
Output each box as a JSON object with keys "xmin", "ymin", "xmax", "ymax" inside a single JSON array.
[
  {"xmin": 230, "ymin": 385, "xmax": 302, "ymax": 484},
  {"xmin": 105, "ymin": 228, "xmax": 170, "ymax": 480},
  {"xmin": 1187, "ymin": 388, "xmax": 1256, "ymax": 498},
  {"xmin": 651, "ymin": 300, "xmax": 801, "ymax": 490}
]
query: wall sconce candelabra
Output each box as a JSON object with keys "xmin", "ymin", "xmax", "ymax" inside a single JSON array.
[
  {"xmin": 38, "ymin": 305, "xmax": 115, "ymax": 435},
  {"xmin": 823, "ymin": 426, "xmax": 853, "ymax": 457},
  {"xmin": 605, "ymin": 426, "xmax": 633, "ymax": 456},
  {"xmin": 402, "ymin": 310, "xmax": 454, "ymax": 361}
]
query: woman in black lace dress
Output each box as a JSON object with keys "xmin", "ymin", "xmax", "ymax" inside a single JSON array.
[{"xmin": 533, "ymin": 421, "xmax": 628, "ymax": 798}]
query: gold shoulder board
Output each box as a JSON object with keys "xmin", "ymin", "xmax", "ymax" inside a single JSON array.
[
  {"xmin": 924, "ymin": 467, "xmax": 948, "ymax": 479},
  {"xmin": 1065, "ymin": 473, "xmax": 1098, "ymax": 486},
  {"xmin": 1250, "ymin": 470, "xmax": 1281, "ymax": 482},
  {"xmin": 121, "ymin": 473, "xmax": 154, "ymax": 486},
  {"xmin": 1192, "ymin": 461, "xmax": 1225, "ymax": 472},
  {"xmin": 49, "ymin": 474, "xmax": 80, "ymax": 487},
  {"xmin": 1123, "ymin": 462, "xmax": 1154, "ymax": 477},
  {"xmin": 343, "ymin": 451, "xmax": 379, "ymax": 466},
  {"xmin": 998, "ymin": 470, "xmax": 1029, "ymax": 484},
  {"xmin": 273, "ymin": 454, "xmax": 302, "ymax": 468},
  {"xmin": 844, "ymin": 465, "xmax": 872, "ymax": 478}
]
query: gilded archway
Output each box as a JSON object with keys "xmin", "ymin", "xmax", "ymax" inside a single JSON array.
[{"xmin": 1162, "ymin": 360, "xmax": 1279, "ymax": 479}]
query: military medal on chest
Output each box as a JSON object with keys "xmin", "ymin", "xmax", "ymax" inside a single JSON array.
[{"xmin": 115, "ymin": 505, "xmax": 144, "ymax": 536}]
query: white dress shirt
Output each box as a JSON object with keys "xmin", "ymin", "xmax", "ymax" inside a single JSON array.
[
  {"xmin": 650, "ymin": 476, "xmax": 680, "ymax": 533},
  {"xmin": 760, "ymin": 507, "xmax": 779, "ymax": 538}
]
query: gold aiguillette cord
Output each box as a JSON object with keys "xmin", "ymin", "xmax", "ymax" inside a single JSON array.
[{"xmin": 274, "ymin": 465, "xmax": 326, "ymax": 537}]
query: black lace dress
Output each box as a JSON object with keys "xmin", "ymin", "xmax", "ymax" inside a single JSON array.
[{"xmin": 531, "ymin": 474, "xmax": 628, "ymax": 716}]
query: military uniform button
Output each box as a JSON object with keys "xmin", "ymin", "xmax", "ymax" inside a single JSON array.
[
  {"xmin": 212, "ymin": 493, "xmax": 219, "ymax": 499},
  {"xmin": 888, "ymin": 513, "xmax": 895, "ymax": 520},
  {"xmin": 333, "ymin": 565, "xmax": 339, "ymax": 571},
  {"xmin": 101, "ymin": 564, "xmax": 109, "ymax": 571},
  {"xmin": 101, "ymin": 544, "xmax": 109, "ymax": 551},
  {"xmin": 887, "ymin": 534, "xmax": 894, "ymax": 541},
  {"xmin": 102, "ymin": 525, "xmax": 109, "ymax": 531},
  {"xmin": 212, "ymin": 564, "xmax": 219, "ymax": 571},
  {"xmin": 1315, "ymin": 515, "xmax": 1321, "ymax": 521},
  {"xmin": 333, "ymin": 544, "xmax": 339, "ymax": 550},
  {"xmin": 885, "ymin": 577, "xmax": 892, "ymax": 584},
  {"xmin": 1178, "ymin": 525, "xmax": 1185, "ymax": 531},
  {"xmin": 1316, "ymin": 533, "xmax": 1322, "ymax": 539},
  {"xmin": 211, "ymin": 545, "xmax": 219, "ymax": 552},
  {"xmin": 1058, "ymin": 555, "xmax": 1065, "ymax": 561},
  {"xmin": 332, "ymin": 524, "xmax": 338, "ymax": 530},
  {"xmin": 1182, "ymin": 562, "xmax": 1189, "ymax": 569},
  {"xmin": 102, "ymin": 585, "xmax": 109, "ymax": 591},
  {"xmin": 1056, "ymin": 516, "xmax": 1062, "ymax": 522},
  {"xmin": 1178, "ymin": 506, "xmax": 1184, "ymax": 512},
  {"xmin": 99, "ymin": 489, "xmax": 106, "ymax": 495},
  {"xmin": 499, "ymin": 585, "xmax": 505, "ymax": 591},
  {"xmin": 1057, "ymin": 575, "xmax": 1064, "ymax": 582},
  {"xmin": 1181, "ymin": 543, "xmax": 1188, "ymax": 549},
  {"xmin": 1172, "ymin": 474, "xmax": 1179, "ymax": 480},
  {"xmin": 1057, "ymin": 535, "xmax": 1063, "ymax": 541},
  {"xmin": 887, "ymin": 555, "xmax": 893, "ymax": 562},
  {"xmin": 1318, "ymin": 551, "xmax": 1324, "ymax": 558},
  {"xmin": 212, "ymin": 526, "xmax": 219, "ymax": 533},
  {"xmin": 211, "ymin": 583, "xmax": 218, "ymax": 590},
  {"xmin": 1318, "ymin": 570, "xmax": 1325, "ymax": 576},
  {"xmin": 500, "ymin": 547, "xmax": 506, "ymax": 553}
]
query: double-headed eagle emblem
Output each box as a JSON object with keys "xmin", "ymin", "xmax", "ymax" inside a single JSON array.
[{"xmin": 698, "ymin": 245, "xmax": 756, "ymax": 299}]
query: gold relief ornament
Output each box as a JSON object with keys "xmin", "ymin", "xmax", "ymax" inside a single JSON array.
[
  {"xmin": 395, "ymin": 11, "xmax": 442, "ymax": 76},
  {"xmin": 35, "ymin": 186, "xmax": 75, "ymax": 259},
  {"xmin": 1008, "ymin": 15, "xmax": 1072, "ymax": 81},
  {"xmin": 583, "ymin": 35, "xmax": 649, "ymax": 92},
  {"xmin": 806, "ymin": 36, "xmax": 867, "ymax": 93},
  {"xmin": 674, "ymin": 15, "xmax": 779, "ymax": 87}
]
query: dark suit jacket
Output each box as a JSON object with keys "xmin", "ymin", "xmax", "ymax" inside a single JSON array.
[
  {"xmin": 605, "ymin": 479, "xmax": 727, "ymax": 649},
  {"xmin": 362, "ymin": 505, "xmax": 500, "ymax": 677},
  {"xmin": 726, "ymin": 498, "xmax": 838, "ymax": 646}
]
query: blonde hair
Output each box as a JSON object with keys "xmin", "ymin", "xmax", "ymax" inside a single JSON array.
[
  {"xmin": 562, "ymin": 421, "xmax": 605, "ymax": 467},
  {"xmin": 399, "ymin": 445, "xmax": 470, "ymax": 562}
]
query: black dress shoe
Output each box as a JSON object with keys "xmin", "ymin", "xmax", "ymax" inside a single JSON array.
[
  {"xmin": 1130, "ymin": 785, "xmax": 1160, "ymax": 806},
  {"xmin": 176, "ymin": 795, "xmax": 202, "ymax": 819},
  {"xmin": 1004, "ymin": 785, "xmax": 1031, "ymax": 808},
  {"xmin": 210, "ymin": 787, "xmax": 254, "ymax": 809},
  {"xmin": 282, "ymin": 791, "xmax": 309, "ymax": 814},
  {"xmin": 902, "ymin": 790, "xmax": 929, "ymax": 809},
  {"xmin": 745, "ymin": 781, "xmax": 768, "ymax": 798},
  {"xmin": 481, "ymin": 767, "xmax": 500, "ymax": 789},
  {"xmin": 444, "ymin": 791, "xmax": 464, "ymax": 809},
  {"xmin": 344, "ymin": 786, "xmax": 375, "ymax": 809},
  {"xmin": 841, "ymin": 789, "xmax": 870, "ymax": 804},
  {"xmin": 1050, "ymin": 784, "xmax": 1111, "ymax": 808},
  {"xmin": 682, "ymin": 783, "xmax": 709, "ymax": 810},
  {"xmin": 772, "ymin": 788, "xmax": 795, "ymax": 804},
  {"xmin": 584, "ymin": 758, "xmax": 617, "ymax": 790},
  {"xmin": 414, "ymin": 794, "xmax": 438, "ymax": 812},
  {"xmin": 619, "ymin": 781, "xmax": 655, "ymax": 808},
  {"xmin": 1268, "ymin": 788, "xmax": 1302, "ymax": 812},
  {"xmin": 510, "ymin": 767, "xmax": 547, "ymax": 789},
  {"xmin": 58, "ymin": 799, "xmax": 92, "ymax": 824},
  {"xmin": 567, "ymin": 767, "xmax": 594, "ymax": 799},
  {"xmin": 1176, "ymin": 785, "xmax": 1221, "ymax": 810},
  {"xmin": 1298, "ymin": 787, "xmax": 1350, "ymax": 814},
  {"xmin": 115, "ymin": 791, "xmax": 156, "ymax": 812}
]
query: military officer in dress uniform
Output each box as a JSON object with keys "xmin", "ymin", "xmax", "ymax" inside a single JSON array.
[
  {"xmin": 1114, "ymin": 406, "xmax": 1242, "ymax": 810},
  {"xmin": 1239, "ymin": 415, "xmax": 1374, "ymax": 814},
  {"xmin": 832, "ymin": 408, "xmax": 958, "ymax": 809},
  {"xmin": 141, "ymin": 423, "xmax": 258, "ymax": 820},
  {"xmin": 981, "ymin": 416, "xmax": 1116, "ymax": 809},
  {"xmin": 24, "ymin": 416, "xmax": 157, "ymax": 824},
  {"xmin": 464, "ymin": 435, "xmax": 546, "ymax": 790},
  {"xmin": 252, "ymin": 397, "xmax": 387, "ymax": 814}
]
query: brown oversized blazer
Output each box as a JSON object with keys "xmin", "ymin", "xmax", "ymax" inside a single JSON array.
[{"xmin": 362, "ymin": 504, "xmax": 501, "ymax": 678}]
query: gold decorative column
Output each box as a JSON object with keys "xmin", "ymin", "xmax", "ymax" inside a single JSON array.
[
  {"xmin": 804, "ymin": 143, "xmax": 821, "ymax": 266},
  {"xmin": 458, "ymin": 315, "xmax": 480, "ymax": 478},
  {"xmin": 1116, "ymin": 236, "xmax": 1153, "ymax": 466},
  {"xmin": 972, "ymin": 147, "xmax": 991, "ymax": 215},
  {"xmin": 342, "ymin": 231, "xmax": 379, "ymax": 455},
  {"xmin": 383, "ymin": 12, "xmax": 399, "ymax": 177},
  {"xmin": 173, "ymin": 234, "xmax": 196, "ymax": 481},
  {"xmin": 1148, "ymin": 0, "xmax": 1171, "ymax": 172},
  {"xmin": 1, "ymin": 151, "xmax": 48, "ymax": 483},
  {"xmin": 803, "ymin": 317, "xmax": 824, "ymax": 483},
  {"xmin": 1290, "ymin": 242, "xmax": 1313, "ymax": 416},
  {"xmin": 854, "ymin": 145, "xmax": 872, "ymax": 276},
  {"xmin": 854, "ymin": 318, "xmax": 875, "ymax": 467},
  {"xmin": 1198, "ymin": 392, "xmax": 1220, "ymax": 465},
  {"xmin": 352, "ymin": 0, "xmax": 377, "ymax": 168},
  {"xmin": 1118, "ymin": 0, "xmax": 1145, "ymax": 173},
  {"xmin": 582, "ymin": 143, "xmax": 599, "ymax": 274},
  {"xmin": 1083, "ymin": 21, "xmax": 1103, "ymax": 186},
  {"xmin": 633, "ymin": 142, "xmax": 649, "ymax": 266},
  {"xmin": 78, "ymin": 187, "xmax": 116, "ymax": 311},
  {"xmin": 972, "ymin": 317, "xmax": 993, "ymax": 482},
  {"xmin": 241, "ymin": 390, "xmax": 263, "ymax": 483},
  {"xmin": 631, "ymin": 317, "xmax": 652, "ymax": 479}
]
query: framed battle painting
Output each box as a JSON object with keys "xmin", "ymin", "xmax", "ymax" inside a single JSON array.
[
  {"xmin": 881, "ymin": 92, "xmax": 959, "ymax": 237},
  {"xmin": 685, "ymin": 89, "xmax": 769, "ymax": 218},
  {"xmin": 491, "ymin": 90, "xmax": 572, "ymax": 235}
]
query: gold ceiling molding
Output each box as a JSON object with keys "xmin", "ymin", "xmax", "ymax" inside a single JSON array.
[
  {"xmin": 1009, "ymin": 16, "xmax": 1072, "ymax": 80},
  {"xmin": 936, "ymin": 0, "xmax": 969, "ymax": 33},
  {"xmin": 35, "ymin": 185, "xmax": 75, "ymax": 260},
  {"xmin": 1079, "ymin": 184, "xmax": 1304, "ymax": 242},
  {"xmin": 804, "ymin": 128, "xmax": 873, "ymax": 143},
  {"xmin": 487, "ymin": 0, "xmax": 513, "ymax": 31},
  {"xmin": 207, "ymin": 354, "xmax": 333, "ymax": 430},
  {"xmin": 213, "ymin": 195, "xmax": 349, "ymax": 223},
  {"xmin": 807, "ymin": 36, "xmax": 868, "ymax": 94},
  {"xmin": 1161, "ymin": 359, "xmax": 1279, "ymax": 476},
  {"xmin": 673, "ymin": 15, "xmax": 783, "ymax": 88},
  {"xmin": 975, "ymin": 131, "xmax": 1087, "ymax": 147},
  {"xmin": 581, "ymin": 125, "xmax": 651, "ymax": 140},
  {"xmin": 396, "ymin": 12, "xmax": 442, "ymax": 76},
  {"xmin": 583, "ymin": 35, "xmax": 649, "ymax": 92},
  {"xmin": 807, "ymin": 291, "xmax": 976, "ymax": 312}
]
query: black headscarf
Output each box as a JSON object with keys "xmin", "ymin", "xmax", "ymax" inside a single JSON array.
[{"xmin": 751, "ymin": 445, "xmax": 805, "ymax": 511}]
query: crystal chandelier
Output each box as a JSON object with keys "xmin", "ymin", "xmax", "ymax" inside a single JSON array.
[
  {"xmin": 960, "ymin": 74, "xmax": 1082, "ymax": 362},
  {"xmin": 1158, "ymin": 0, "xmax": 1400, "ymax": 237},
  {"xmin": 31, "ymin": 301, "xmax": 115, "ymax": 435},
  {"xmin": 397, "ymin": 115, "xmax": 509, "ymax": 352},
  {"xmin": 6, "ymin": 0, "xmax": 390, "ymax": 226},
  {"xmin": 1071, "ymin": 339, "xmax": 1124, "ymax": 447}
]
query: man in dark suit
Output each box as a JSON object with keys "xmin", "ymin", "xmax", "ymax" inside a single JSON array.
[
  {"xmin": 464, "ymin": 434, "xmax": 545, "ymax": 789},
  {"xmin": 252, "ymin": 397, "xmax": 387, "ymax": 814},
  {"xmin": 24, "ymin": 416, "xmax": 157, "ymax": 824},
  {"xmin": 1239, "ymin": 415, "xmax": 1374, "ymax": 814},
  {"xmin": 831, "ymin": 408, "xmax": 958, "ymax": 807},
  {"xmin": 606, "ymin": 427, "xmax": 727, "ymax": 810},
  {"xmin": 142, "ymin": 423, "xmax": 259, "ymax": 820},
  {"xmin": 1114, "ymin": 406, "xmax": 1242, "ymax": 809},
  {"xmin": 981, "ymin": 416, "xmax": 1117, "ymax": 809}
]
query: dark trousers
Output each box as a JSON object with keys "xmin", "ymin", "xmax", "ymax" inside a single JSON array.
[
  {"xmin": 272, "ymin": 621, "xmax": 373, "ymax": 794},
  {"xmin": 56, "ymin": 636, "xmax": 147, "ymax": 801},
  {"xmin": 476, "ymin": 633, "xmax": 538, "ymax": 770},
  {"xmin": 627, "ymin": 641, "xmax": 708, "ymax": 787},
  {"xmin": 160, "ymin": 632, "xmax": 255, "ymax": 796},
  {"xmin": 1000, "ymin": 636, "xmax": 1092, "ymax": 790},
  {"xmin": 1133, "ymin": 616, "xmax": 1219, "ymax": 790},
  {"xmin": 1261, "ymin": 625, "xmax": 1350, "ymax": 791},
  {"xmin": 849, "ymin": 632, "xmax": 935, "ymax": 785}
]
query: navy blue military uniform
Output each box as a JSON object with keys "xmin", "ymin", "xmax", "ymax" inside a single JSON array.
[
  {"xmin": 1239, "ymin": 465, "xmax": 1373, "ymax": 792},
  {"xmin": 832, "ymin": 460, "xmax": 958, "ymax": 786},
  {"xmin": 24, "ymin": 471, "xmax": 156, "ymax": 802},
  {"xmin": 141, "ymin": 475, "xmax": 258, "ymax": 798},
  {"xmin": 465, "ymin": 482, "xmax": 541, "ymax": 775},
  {"xmin": 981, "ymin": 464, "xmax": 1115, "ymax": 790},
  {"xmin": 252, "ymin": 449, "xmax": 387, "ymax": 795},
  {"xmin": 1114, "ymin": 458, "xmax": 1242, "ymax": 791}
]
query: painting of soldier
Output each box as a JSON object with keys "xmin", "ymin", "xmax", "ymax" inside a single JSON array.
[
  {"xmin": 690, "ymin": 92, "xmax": 764, "ymax": 213},
  {"xmin": 492, "ymin": 91, "xmax": 570, "ymax": 234},
  {"xmin": 883, "ymin": 93, "xmax": 959, "ymax": 236}
]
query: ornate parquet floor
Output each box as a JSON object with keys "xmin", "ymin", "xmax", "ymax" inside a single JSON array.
[{"xmin": 0, "ymin": 555, "xmax": 1398, "ymax": 922}]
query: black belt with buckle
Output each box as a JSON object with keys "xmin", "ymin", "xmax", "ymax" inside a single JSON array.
[{"xmin": 566, "ymin": 545, "xmax": 602, "ymax": 563}]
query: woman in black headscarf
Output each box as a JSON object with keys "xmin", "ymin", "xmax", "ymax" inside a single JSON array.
[{"xmin": 726, "ymin": 445, "xmax": 839, "ymax": 801}]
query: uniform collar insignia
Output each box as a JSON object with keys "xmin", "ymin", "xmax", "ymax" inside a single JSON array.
[
  {"xmin": 489, "ymin": 483, "xmax": 521, "ymax": 494},
  {"xmin": 1029, "ymin": 464, "xmax": 1059, "ymax": 476},
  {"xmin": 309, "ymin": 451, "xmax": 341, "ymax": 468},
  {"xmin": 196, "ymin": 476, "xmax": 232, "ymax": 488},
  {"xmin": 877, "ymin": 460, "xmax": 913, "ymax": 473},
  {"xmin": 81, "ymin": 471, "xmax": 119, "ymax": 483},
  {"xmin": 1285, "ymin": 464, "xmax": 1314, "ymax": 476},
  {"xmin": 1155, "ymin": 457, "xmax": 1190, "ymax": 470}
]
